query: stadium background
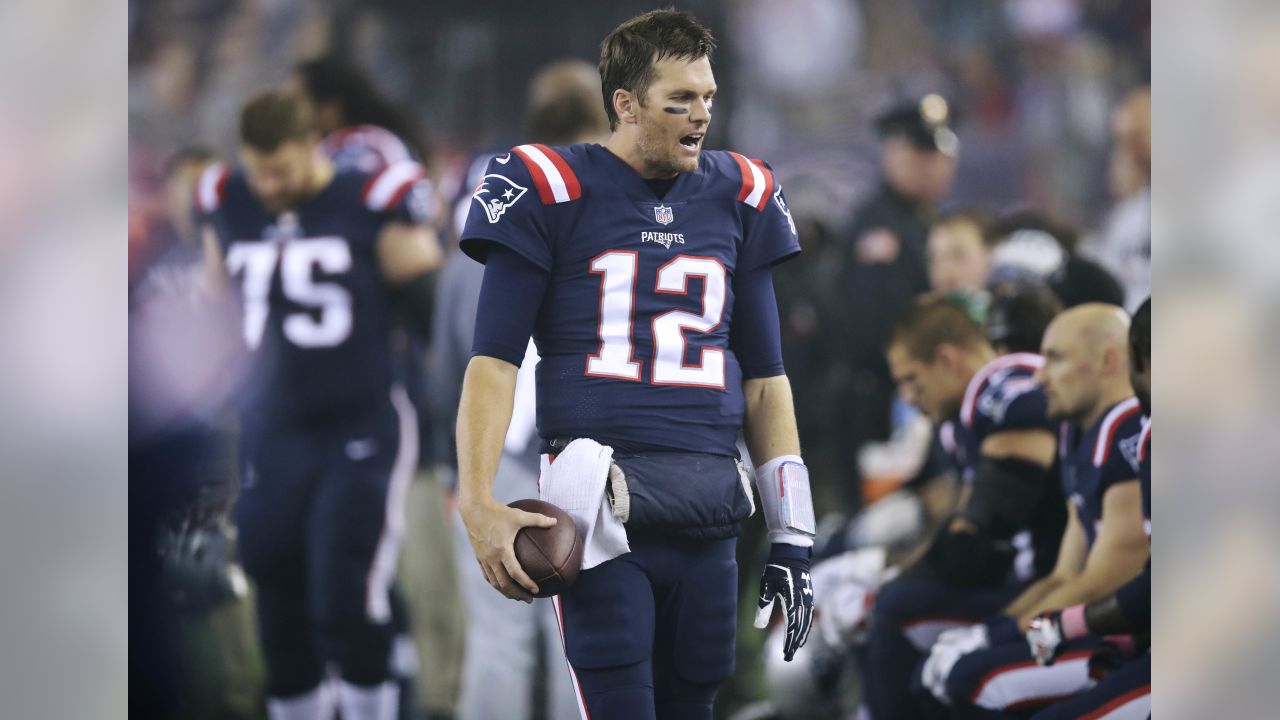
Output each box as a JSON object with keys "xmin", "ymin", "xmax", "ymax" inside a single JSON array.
[{"xmin": 127, "ymin": 1, "xmax": 1152, "ymax": 719}]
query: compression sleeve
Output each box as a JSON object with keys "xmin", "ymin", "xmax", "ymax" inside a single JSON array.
[
  {"xmin": 1105, "ymin": 561, "xmax": 1151, "ymax": 632},
  {"xmin": 470, "ymin": 243, "xmax": 549, "ymax": 366},
  {"xmin": 729, "ymin": 265, "xmax": 785, "ymax": 379}
]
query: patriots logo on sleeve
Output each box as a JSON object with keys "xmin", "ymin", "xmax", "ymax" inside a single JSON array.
[{"xmin": 472, "ymin": 173, "xmax": 528, "ymax": 223}]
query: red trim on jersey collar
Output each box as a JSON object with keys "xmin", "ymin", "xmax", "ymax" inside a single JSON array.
[
  {"xmin": 512, "ymin": 144, "xmax": 582, "ymax": 204},
  {"xmin": 195, "ymin": 163, "xmax": 229, "ymax": 215}
]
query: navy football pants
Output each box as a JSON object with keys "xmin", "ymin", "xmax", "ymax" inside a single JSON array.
[
  {"xmin": 862, "ymin": 561, "xmax": 1020, "ymax": 719},
  {"xmin": 552, "ymin": 534, "xmax": 738, "ymax": 720},
  {"xmin": 235, "ymin": 391, "xmax": 417, "ymax": 698}
]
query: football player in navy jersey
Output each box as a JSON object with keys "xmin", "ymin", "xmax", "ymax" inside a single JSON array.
[
  {"xmin": 867, "ymin": 295, "xmax": 1064, "ymax": 718},
  {"xmin": 198, "ymin": 91, "xmax": 441, "ymax": 720},
  {"xmin": 453, "ymin": 10, "xmax": 814, "ymax": 720},
  {"xmin": 1025, "ymin": 297, "xmax": 1152, "ymax": 720},
  {"xmin": 921, "ymin": 304, "xmax": 1149, "ymax": 716}
]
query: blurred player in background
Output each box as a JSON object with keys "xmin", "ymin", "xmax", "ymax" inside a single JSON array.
[
  {"xmin": 926, "ymin": 209, "xmax": 991, "ymax": 297},
  {"xmin": 295, "ymin": 54, "xmax": 455, "ymax": 719},
  {"xmin": 920, "ymin": 304, "xmax": 1148, "ymax": 716},
  {"xmin": 198, "ymin": 91, "xmax": 441, "ymax": 720},
  {"xmin": 432, "ymin": 57, "xmax": 607, "ymax": 720},
  {"xmin": 454, "ymin": 10, "xmax": 814, "ymax": 720},
  {"xmin": 867, "ymin": 295, "xmax": 1064, "ymax": 719},
  {"xmin": 1025, "ymin": 297, "xmax": 1151, "ymax": 720}
]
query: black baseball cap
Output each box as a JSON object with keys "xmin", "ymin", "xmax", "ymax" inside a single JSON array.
[{"xmin": 875, "ymin": 94, "xmax": 959, "ymax": 156}]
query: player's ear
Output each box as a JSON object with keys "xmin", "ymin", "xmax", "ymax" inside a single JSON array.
[
  {"xmin": 933, "ymin": 343, "xmax": 959, "ymax": 371},
  {"xmin": 613, "ymin": 88, "xmax": 639, "ymax": 126}
]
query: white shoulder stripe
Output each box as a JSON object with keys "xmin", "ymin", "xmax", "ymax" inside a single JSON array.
[
  {"xmin": 515, "ymin": 144, "xmax": 571, "ymax": 203},
  {"xmin": 365, "ymin": 161, "xmax": 422, "ymax": 212},
  {"xmin": 1093, "ymin": 397, "xmax": 1141, "ymax": 466},
  {"xmin": 960, "ymin": 352, "xmax": 1044, "ymax": 427},
  {"xmin": 742, "ymin": 159, "xmax": 767, "ymax": 208},
  {"xmin": 197, "ymin": 162, "xmax": 226, "ymax": 213}
]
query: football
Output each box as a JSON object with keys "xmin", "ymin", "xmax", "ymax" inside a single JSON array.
[{"xmin": 509, "ymin": 499, "xmax": 583, "ymax": 598}]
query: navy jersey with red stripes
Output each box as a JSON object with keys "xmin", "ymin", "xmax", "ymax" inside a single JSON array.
[
  {"xmin": 1058, "ymin": 397, "xmax": 1144, "ymax": 548},
  {"xmin": 941, "ymin": 352, "xmax": 1054, "ymax": 482},
  {"xmin": 459, "ymin": 143, "xmax": 800, "ymax": 456},
  {"xmin": 196, "ymin": 160, "xmax": 429, "ymax": 424}
]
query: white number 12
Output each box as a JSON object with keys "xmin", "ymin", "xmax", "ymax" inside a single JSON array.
[{"xmin": 586, "ymin": 251, "xmax": 727, "ymax": 389}]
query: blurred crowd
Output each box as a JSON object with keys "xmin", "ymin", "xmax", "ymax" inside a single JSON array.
[{"xmin": 128, "ymin": 1, "xmax": 1152, "ymax": 719}]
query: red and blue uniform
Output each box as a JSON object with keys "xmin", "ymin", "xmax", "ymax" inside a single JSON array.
[
  {"xmin": 943, "ymin": 398, "xmax": 1145, "ymax": 716},
  {"xmin": 197, "ymin": 160, "xmax": 429, "ymax": 700},
  {"xmin": 461, "ymin": 142, "xmax": 799, "ymax": 720},
  {"xmin": 863, "ymin": 354, "xmax": 1064, "ymax": 719}
]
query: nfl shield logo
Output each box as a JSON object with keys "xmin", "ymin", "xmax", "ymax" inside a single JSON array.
[{"xmin": 654, "ymin": 204, "xmax": 674, "ymax": 225}]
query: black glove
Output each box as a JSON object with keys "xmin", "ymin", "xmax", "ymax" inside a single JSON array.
[{"xmin": 753, "ymin": 543, "xmax": 814, "ymax": 661}]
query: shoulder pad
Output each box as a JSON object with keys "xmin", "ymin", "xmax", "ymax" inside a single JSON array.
[
  {"xmin": 511, "ymin": 144, "xmax": 582, "ymax": 204},
  {"xmin": 960, "ymin": 353, "xmax": 1044, "ymax": 428},
  {"xmin": 195, "ymin": 162, "xmax": 230, "ymax": 215},
  {"xmin": 1093, "ymin": 397, "xmax": 1143, "ymax": 467},
  {"xmin": 725, "ymin": 151, "xmax": 775, "ymax": 211},
  {"xmin": 361, "ymin": 160, "xmax": 425, "ymax": 212}
]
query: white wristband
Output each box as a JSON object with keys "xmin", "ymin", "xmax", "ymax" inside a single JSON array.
[{"xmin": 753, "ymin": 454, "xmax": 816, "ymax": 547}]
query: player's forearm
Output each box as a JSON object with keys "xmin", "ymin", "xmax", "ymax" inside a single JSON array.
[
  {"xmin": 742, "ymin": 375, "xmax": 801, "ymax": 463},
  {"xmin": 1003, "ymin": 575, "xmax": 1066, "ymax": 620},
  {"xmin": 1022, "ymin": 562, "xmax": 1140, "ymax": 623},
  {"xmin": 456, "ymin": 355, "xmax": 519, "ymax": 509}
]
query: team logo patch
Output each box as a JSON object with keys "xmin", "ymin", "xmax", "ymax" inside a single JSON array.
[
  {"xmin": 472, "ymin": 174, "xmax": 527, "ymax": 223},
  {"xmin": 774, "ymin": 187, "xmax": 797, "ymax": 236},
  {"xmin": 654, "ymin": 204, "xmax": 674, "ymax": 225}
]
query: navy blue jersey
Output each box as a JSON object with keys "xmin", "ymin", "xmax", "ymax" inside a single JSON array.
[
  {"xmin": 196, "ymin": 160, "xmax": 428, "ymax": 425},
  {"xmin": 1058, "ymin": 397, "xmax": 1144, "ymax": 548},
  {"xmin": 459, "ymin": 143, "xmax": 800, "ymax": 456},
  {"xmin": 1137, "ymin": 417, "xmax": 1151, "ymax": 530},
  {"xmin": 939, "ymin": 353, "xmax": 1053, "ymax": 482}
]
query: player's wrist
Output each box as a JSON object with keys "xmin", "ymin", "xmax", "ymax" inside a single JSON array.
[
  {"xmin": 753, "ymin": 455, "xmax": 816, "ymax": 546},
  {"xmin": 1059, "ymin": 604, "xmax": 1088, "ymax": 640}
]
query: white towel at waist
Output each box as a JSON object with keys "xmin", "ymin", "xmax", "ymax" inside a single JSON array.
[{"xmin": 538, "ymin": 438, "xmax": 630, "ymax": 570}]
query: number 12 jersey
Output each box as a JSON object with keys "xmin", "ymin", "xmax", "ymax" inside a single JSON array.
[{"xmin": 460, "ymin": 143, "xmax": 800, "ymax": 457}]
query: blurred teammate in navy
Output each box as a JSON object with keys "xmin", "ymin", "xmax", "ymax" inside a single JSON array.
[
  {"xmin": 867, "ymin": 295, "xmax": 1066, "ymax": 718},
  {"xmin": 198, "ymin": 91, "xmax": 441, "ymax": 720},
  {"xmin": 454, "ymin": 10, "xmax": 816, "ymax": 720}
]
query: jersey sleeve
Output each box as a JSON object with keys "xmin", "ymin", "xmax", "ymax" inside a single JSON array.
[
  {"xmin": 732, "ymin": 156, "xmax": 801, "ymax": 272},
  {"xmin": 979, "ymin": 375, "xmax": 1053, "ymax": 436},
  {"xmin": 192, "ymin": 162, "xmax": 231, "ymax": 250},
  {"xmin": 458, "ymin": 152, "xmax": 554, "ymax": 272},
  {"xmin": 1095, "ymin": 413, "xmax": 1144, "ymax": 493},
  {"xmin": 362, "ymin": 161, "xmax": 436, "ymax": 226}
]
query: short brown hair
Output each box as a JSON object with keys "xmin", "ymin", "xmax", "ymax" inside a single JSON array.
[
  {"xmin": 598, "ymin": 9, "xmax": 716, "ymax": 131},
  {"xmin": 890, "ymin": 293, "xmax": 990, "ymax": 362},
  {"xmin": 239, "ymin": 90, "xmax": 314, "ymax": 153}
]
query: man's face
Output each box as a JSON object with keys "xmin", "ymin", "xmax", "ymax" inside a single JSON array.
[
  {"xmin": 928, "ymin": 220, "xmax": 989, "ymax": 293},
  {"xmin": 883, "ymin": 138, "xmax": 957, "ymax": 205},
  {"xmin": 1036, "ymin": 321, "xmax": 1099, "ymax": 422},
  {"xmin": 240, "ymin": 140, "xmax": 315, "ymax": 213},
  {"xmin": 888, "ymin": 342, "xmax": 964, "ymax": 423},
  {"xmin": 633, "ymin": 55, "xmax": 715, "ymax": 176}
]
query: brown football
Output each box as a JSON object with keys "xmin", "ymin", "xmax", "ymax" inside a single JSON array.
[{"xmin": 509, "ymin": 499, "xmax": 584, "ymax": 598}]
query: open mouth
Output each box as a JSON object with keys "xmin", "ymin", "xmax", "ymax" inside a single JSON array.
[{"xmin": 679, "ymin": 133, "xmax": 703, "ymax": 151}]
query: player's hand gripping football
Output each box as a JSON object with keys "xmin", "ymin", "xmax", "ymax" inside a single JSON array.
[
  {"xmin": 753, "ymin": 544, "xmax": 814, "ymax": 661},
  {"xmin": 460, "ymin": 497, "xmax": 557, "ymax": 603}
]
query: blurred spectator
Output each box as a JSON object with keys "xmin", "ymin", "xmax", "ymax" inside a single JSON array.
[
  {"xmin": 927, "ymin": 207, "xmax": 993, "ymax": 295},
  {"xmin": 987, "ymin": 210, "xmax": 1125, "ymax": 308},
  {"xmin": 1084, "ymin": 86, "xmax": 1151, "ymax": 310},
  {"xmin": 828, "ymin": 94, "xmax": 959, "ymax": 506}
]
